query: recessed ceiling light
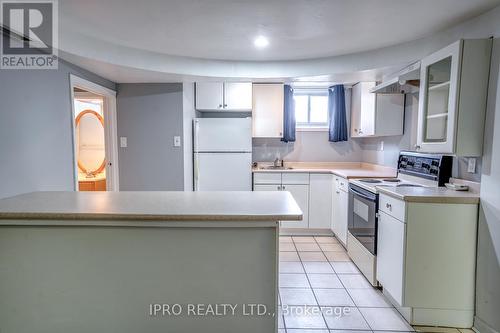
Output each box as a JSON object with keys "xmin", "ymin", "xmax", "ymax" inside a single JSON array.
[{"xmin": 254, "ymin": 36, "xmax": 269, "ymax": 49}]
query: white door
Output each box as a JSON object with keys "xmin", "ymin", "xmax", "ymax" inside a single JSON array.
[
  {"xmin": 195, "ymin": 82, "xmax": 224, "ymax": 110},
  {"xmin": 252, "ymin": 83, "xmax": 284, "ymax": 138},
  {"xmin": 224, "ymin": 82, "xmax": 252, "ymax": 111},
  {"xmin": 332, "ymin": 180, "xmax": 348, "ymax": 246},
  {"xmin": 194, "ymin": 153, "xmax": 252, "ymax": 191},
  {"xmin": 416, "ymin": 41, "xmax": 461, "ymax": 153},
  {"xmin": 350, "ymin": 83, "xmax": 362, "ymax": 137},
  {"xmin": 309, "ymin": 174, "xmax": 333, "ymax": 229},
  {"xmin": 360, "ymin": 82, "xmax": 376, "ymax": 136},
  {"xmin": 337, "ymin": 189, "xmax": 349, "ymax": 246},
  {"xmin": 377, "ymin": 210, "xmax": 406, "ymax": 306},
  {"xmin": 193, "ymin": 118, "xmax": 252, "ymax": 152},
  {"xmin": 281, "ymin": 184, "xmax": 309, "ymax": 228}
]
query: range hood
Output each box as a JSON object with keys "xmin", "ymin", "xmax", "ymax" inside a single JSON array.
[{"xmin": 371, "ymin": 61, "xmax": 421, "ymax": 94}]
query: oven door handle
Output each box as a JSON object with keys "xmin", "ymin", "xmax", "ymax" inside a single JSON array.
[{"xmin": 349, "ymin": 187, "xmax": 376, "ymax": 202}]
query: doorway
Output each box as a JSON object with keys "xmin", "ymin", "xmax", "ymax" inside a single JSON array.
[{"xmin": 70, "ymin": 75, "xmax": 119, "ymax": 191}]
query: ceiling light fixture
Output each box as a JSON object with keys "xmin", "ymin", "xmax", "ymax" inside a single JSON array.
[{"xmin": 254, "ymin": 36, "xmax": 269, "ymax": 49}]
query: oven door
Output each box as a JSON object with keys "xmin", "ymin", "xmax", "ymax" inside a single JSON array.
[{"xmin": 348, "ymin": 184, "xmax": 378, "ymax": 255}]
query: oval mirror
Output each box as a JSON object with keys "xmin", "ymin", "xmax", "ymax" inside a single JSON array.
[{"xmin": 75, "ymin": 110, "xmax": 106, "ymax": 176}]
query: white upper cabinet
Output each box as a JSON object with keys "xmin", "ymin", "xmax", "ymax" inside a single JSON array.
[
  {"xmin": 252, "ymin": 83, "xmax": 284, "ymax": 138},
  {"xmin": 195, "ymin": 82, "xmax": 224, "ymax": 110},
  {"xmin": 416, "ymin": 39, "xmax": 492, "ymax": 156},
  {"xmin": 195, "ymin": 82, "xmax": 252, "ymax": 112},
  {"xmin": 351, "ymin": 82, "xmax": 404, "ymax": 138},
  {"xmin": 224, "ymin": 82, "xmax": 253, "ymax": 111}
]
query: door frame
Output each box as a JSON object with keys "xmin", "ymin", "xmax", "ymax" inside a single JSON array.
[{"xmin": 69, "ymin": 74, "xmax": 119, "ymax": 191}]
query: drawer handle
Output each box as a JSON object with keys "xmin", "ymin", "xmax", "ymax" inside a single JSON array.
[
  {"xmin": 386, "ymin": 203, "xmax": 392, "ymax": 210},
  {"xmin": 340, "ymin": 182, "xmax": 344, "ymax": 186}
]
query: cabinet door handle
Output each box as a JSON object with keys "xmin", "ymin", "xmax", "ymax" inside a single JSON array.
[
  {"xmin": 415, "ymin": 144, "xmax": 421, "ymax": 150},
  {"xmin": 277, "ymin": 186, "xmax": 281, "ymax": 190},
  {"xmin": 336, "ymin": 191, "xmax": 340, "ymax": 194},
  {"xmin": 386, "ymin": 203, "xmax": 392, "ymax": 210},
  {"xmin": 218, "ymin": 104, "xmax": 223, "ymax": 108},
  {"xmin": 282, "ymin": 186, "xmax": 286, "ymax": 190},
  {"xmin": 223, "ymin": 104, "xmax": 228, "ymax": 107},
  {"xmin": 354, "ymin": 129, "xmax": 358, "ymax": 132}
]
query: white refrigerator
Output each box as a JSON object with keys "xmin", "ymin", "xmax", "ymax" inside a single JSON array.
[{"xmin": 193, "ymin": 118, "xmax": 252, "ymax": 191}]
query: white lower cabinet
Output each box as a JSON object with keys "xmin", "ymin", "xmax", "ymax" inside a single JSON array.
[
  {"xmin": 253, "ymin": 172, "xmax": 309, "ymax": 228},
  {"xmin": 376, "ymin": 193, "xmax": 478, "ymax": 327},
  {"xmin": 280, "ymin": 184, "xmax": 309, "ymax": 228},
  {"xmin": 308, "ymin": 174, "xmax": 334, "ymax": 229},
  {"xmin": 332, "ymin": 177, "xmax": 348, "ymax": 246},
  {"xmin": 377, "ymin": 210, "xmax": 406, "ymax": 305},
  {"xmin": 253, "ymin": 172, "xmax": 346, "ymax": 232}
]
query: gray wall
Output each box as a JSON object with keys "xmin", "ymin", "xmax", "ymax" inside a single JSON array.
[
  {"xmin": 0, "ymin": 34, "xmax": 116, "ymax": 199},
  {"xmin": 117, "ymin": 83, "xmax": 184, "ymax": 191},
  {"xmin": 475, "ymin": 37, "xmax": 500, "ymax": 333}
]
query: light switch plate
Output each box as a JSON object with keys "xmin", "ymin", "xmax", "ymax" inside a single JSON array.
[
  {"xmin": 467, "ymin": 158, "xmax": 476, "ymax": 173},
  {"xmin": 173, "ymin": 136, "xmax": 181, "ymax": 147},
  {"xmin": 120, "ymin": 137, "xmax": 127, "ymax": 148}
]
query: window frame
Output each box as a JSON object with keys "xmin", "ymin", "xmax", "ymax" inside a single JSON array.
[{"xmin": 293, "ymin": 89, "xmax": 329, "ymax": 129}]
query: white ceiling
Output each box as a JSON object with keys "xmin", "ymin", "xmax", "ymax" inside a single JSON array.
[{"xmin": 60, "ymin": 0, "xmax": 500, "ymax": 62}]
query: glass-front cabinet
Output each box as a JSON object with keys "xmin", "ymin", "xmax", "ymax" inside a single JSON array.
[
  {"xmin": 416, "ymin": 39, "xmax": 492, "ymax": 156},
  {"xmin": 417, "ymin": 41, "xmax": 461, "ymax": 153}
]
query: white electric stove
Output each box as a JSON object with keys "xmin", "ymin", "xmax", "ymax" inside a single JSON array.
[{"xmin": 345, "ymin": 152, "xmax": 453, "ymax": 286}]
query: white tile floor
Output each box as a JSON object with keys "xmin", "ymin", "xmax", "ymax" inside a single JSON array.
[{"xmin": 278, "ymin": 235, "xmax": 415, "ymax": 333}]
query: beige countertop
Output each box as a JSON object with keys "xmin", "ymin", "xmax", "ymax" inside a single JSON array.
[
  {"xmin": 253, "ymin": 162, "xmax": 397, "ymax": 179},
  {"xmin": 377, "ymin": 186, "xmax": 480, "ymax": 204},
  {"xmin": 0, "ymin": 191, "xmax": 302, "ymax": 223}
]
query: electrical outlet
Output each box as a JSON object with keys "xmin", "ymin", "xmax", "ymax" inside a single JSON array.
[
  {"xmin": 467, "ymin": 158, "xmax": 476, "ymax": 173},
  {"xmin": 173, "ymin": 136, "xmax": 181, "ymax": 147},
  {"xmin": 120, "ymin": 137, "xmax": 127, "ymax": 148}
]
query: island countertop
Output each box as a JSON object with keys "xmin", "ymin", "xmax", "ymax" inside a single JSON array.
[{"xmin": 0, "ymin": 191, "xmax": 303, "ymax": 222}]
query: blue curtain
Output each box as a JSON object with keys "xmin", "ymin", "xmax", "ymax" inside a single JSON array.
[
  {"xmin": 328, "ymin": 84, "xmax": 348, "ymax": 142},
  {"xmin": 282, "ymin": 84, "xmax": 296, "ymax": 142}
]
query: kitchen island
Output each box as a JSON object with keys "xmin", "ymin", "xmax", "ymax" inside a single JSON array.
[{"xmin": 0, "ymin": 191, "xmax": 301, "ymax": 333}]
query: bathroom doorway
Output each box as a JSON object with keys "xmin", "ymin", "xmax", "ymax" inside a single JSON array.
[{"xmin": 70, "ymin": 75, "xmax": 119, "ymax": 191}]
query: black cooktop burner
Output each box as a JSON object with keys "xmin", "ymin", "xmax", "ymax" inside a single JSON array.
[
  {"xmin": 382, "ymin": 179, "xmax": 401, "ymax": 183},
  {"xmin": 359, "ymin": 179, "xmax": 382, "ymax": 184}
]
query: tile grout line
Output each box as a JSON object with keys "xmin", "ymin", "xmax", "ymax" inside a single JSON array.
[
  {"xmin": 282, "ymin": 236, "xmax": 414, "ymax": 332},
  {"xmin": 292, "ymin": 236, "xmax": 329, "ymax": 330},
  {"xmin": 315, "ymin": 236, "xmax": 415, "ymax": 332},
  {"xmin": 314, "ymin": 235, "xmax": 391, "ymax": 332}
]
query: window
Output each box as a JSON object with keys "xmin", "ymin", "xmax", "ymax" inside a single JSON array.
[{"xmin": 293, "ymin": 90, "xmax": 329, "ymax": 128}]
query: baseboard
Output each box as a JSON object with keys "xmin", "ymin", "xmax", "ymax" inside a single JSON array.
[
  {"xmin": 279, "ymin": 228, "xmax": 333, "ymax": 236},
  {"xmin": 474, "ymin": 316, "xmax": 500, "ymax": 333}
]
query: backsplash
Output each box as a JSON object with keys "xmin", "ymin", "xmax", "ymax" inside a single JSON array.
[{"xmin": 252, "ymin": 131, "xmax": 363, "ymax": 162}]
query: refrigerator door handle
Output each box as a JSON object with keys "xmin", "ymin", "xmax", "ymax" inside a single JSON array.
[{"xmin": 194, "ymin": 155, "xmax": 199, "ymax": 191}]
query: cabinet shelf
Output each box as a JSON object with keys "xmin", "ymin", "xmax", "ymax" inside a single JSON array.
[
  {"xmin": 428, "ymin": 81, "xmax": 450, "ymax": 92},
  {"xmin": 426, "ymin": 112, "xmax": 448, "ymax": 119}
]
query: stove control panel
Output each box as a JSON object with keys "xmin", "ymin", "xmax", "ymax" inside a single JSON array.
[{"xmin": 398, "ymin": 152, "xmax": 452, "ymax": 185}]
